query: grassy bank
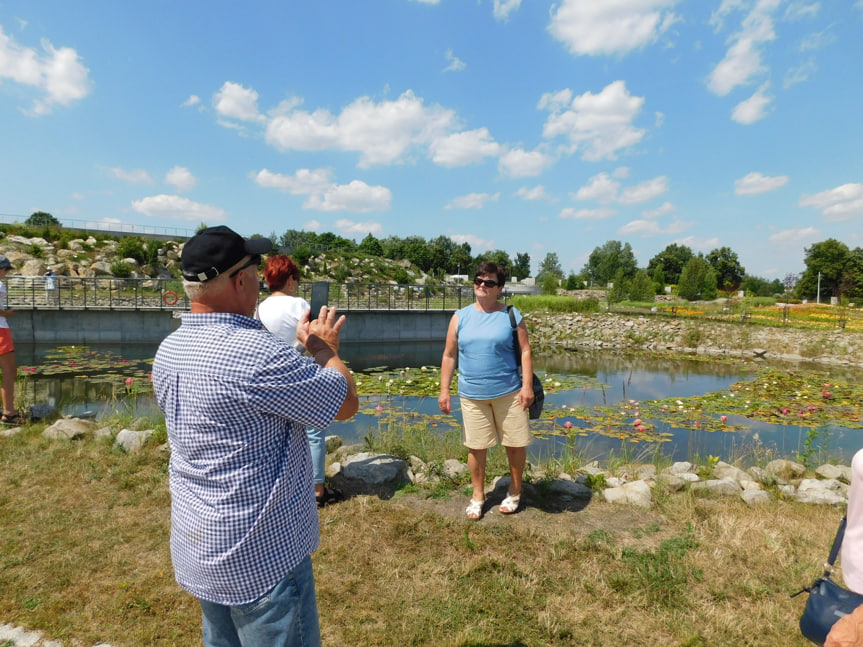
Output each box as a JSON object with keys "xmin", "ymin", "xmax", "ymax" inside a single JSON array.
[{"xmin": 0, "ymin": 415, "xmax": 846, "ymax": 647}]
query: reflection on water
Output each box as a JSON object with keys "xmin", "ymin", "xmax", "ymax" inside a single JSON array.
[{"xmin": 17, "ymin": 343, "xmax": 863, "ymax": 466}]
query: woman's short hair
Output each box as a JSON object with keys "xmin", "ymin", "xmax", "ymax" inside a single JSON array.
[
  {"xmin": 475, "ymin": 261, "xmax": 506, "ymax": 286},
  {"xmin": 263, "ymin": 255, "xmax": 300, "ymax": 292}
]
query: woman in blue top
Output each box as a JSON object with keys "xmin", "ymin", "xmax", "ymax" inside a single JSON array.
[{"xmin": 438, "ymin": 261, "xmax": 535, "ymax": 520}]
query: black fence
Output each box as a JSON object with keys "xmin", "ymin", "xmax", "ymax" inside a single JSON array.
[{"xmin": 4, "ymin": 276, "xmax": 481, "ymax": 312}]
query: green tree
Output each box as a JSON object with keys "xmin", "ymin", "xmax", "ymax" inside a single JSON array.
[
  {"xmin": 512, "ymin": 253, "xmax": 531, "ymax": 281},
  {"xmin": 702, "ymin": 267, "xmax": 718, "ymax": 300},
  {"xmin": 358, "ymin": 233, "xmax": 384, "ymax": 257},
  {"xmin": 606, "ymin": 268, "xmax": 628, "ymax": 304},
  {"xmin": 629, "ymin": 270, "xmax": 656, "ymax": 302},
  {"xmin": 583, "ymin": 240, "xmax": 637, "ymax": 286},
  {"xmin": 706, "ymin": 246, "xmax": 745, "ymax": 292},
  {"xmin": 564, "ymin": 271, "xmax": 582, "ymax": 290},
  {"xmin": 541, "ymin": 273, "xmax": 559, "ymax": 295},
  {"xmin": 651, "ymin": 266, "xmax": 666, "ymax": 295},
  {"xmin": 450, "ymin": 243, "xmax": 472, "ymax": 277},
  {"xmin": 474, "ymin": 250, "xmax": 512, "ymax": 277},
  {"xmin": 646, "ymin": 243, "xmax": 693, "ymax": 286},
  {"xmin": 796, "ymin": 238, "xmax": 850, "ymax": 301},
  {"xmin": 26, "ymin": 211, "xmax": 60, "ymax": 227},
  {"xmin": 536, "ymin": 252, "xmax": 564, "ymax": 283},
  {"xmin": 677, "ymin": 256, "xmax": 711, "ymax": 301}
]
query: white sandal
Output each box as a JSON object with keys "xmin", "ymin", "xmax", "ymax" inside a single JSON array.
[
  {"xmin": 465, "ymin": 498, "xmax": 484, "ymax": 520},
  {"xmin": 499, "ymin": 492, "xmax": 521, "ymax": 515}
]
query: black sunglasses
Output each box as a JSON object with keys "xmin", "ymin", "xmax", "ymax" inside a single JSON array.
[
  {"xmin": 473, "ymin": 277, "xmax": 499, "ymax": 288},
  {"xmin": 230, "ymin": 255, "xmax": 261, "ymax": 278}
]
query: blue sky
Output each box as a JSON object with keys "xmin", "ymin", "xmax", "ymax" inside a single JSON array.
[{"xmin": 1, "ymin": 0, "xmax": 861, "ymax": 279}]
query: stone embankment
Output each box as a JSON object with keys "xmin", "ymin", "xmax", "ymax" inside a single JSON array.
[{"xmin": 524, "ymin": 311, "xmax": 863, "ymax": 369}]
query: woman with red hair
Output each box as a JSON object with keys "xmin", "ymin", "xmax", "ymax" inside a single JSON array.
[{"xmin": 257, "ymin": 255, "xmax": 342, "ymax": 507}]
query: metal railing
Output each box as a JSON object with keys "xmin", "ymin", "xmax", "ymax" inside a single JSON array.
[{"xmin": 4, "ymin": 276, "xmax": 480, "ymax": 312}]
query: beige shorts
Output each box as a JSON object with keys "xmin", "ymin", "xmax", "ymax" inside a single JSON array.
[{"xmin": 460, "ymin": 391, "xmax": 533, "ymax": 450}]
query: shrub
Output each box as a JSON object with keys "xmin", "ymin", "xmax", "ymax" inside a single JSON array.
[{"xmin": 110, "ymin": 261, "xmax": 133, "ymax": 278}]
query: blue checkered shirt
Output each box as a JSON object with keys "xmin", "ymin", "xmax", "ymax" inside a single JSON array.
[{"xmin": 152, "ymin": 312, "xmax": 348, "ymax": 605}]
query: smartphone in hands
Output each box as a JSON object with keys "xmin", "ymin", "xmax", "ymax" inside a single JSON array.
[{"xmin": 309, "ymin": 281, "xmax": 329, "ymax": 320}]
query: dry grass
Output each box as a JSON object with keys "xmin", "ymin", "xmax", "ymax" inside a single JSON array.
[{"xmin": 0, "ymin": 427, "xmax": 846, "ymax": 647}]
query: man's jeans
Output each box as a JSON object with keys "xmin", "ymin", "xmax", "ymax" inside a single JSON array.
[{"xmin": 199, "ymin": 555, "xmax": 321, "ymax": 647}]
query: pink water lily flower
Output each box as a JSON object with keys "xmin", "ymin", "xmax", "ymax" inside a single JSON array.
[
  {"xmin": 720, "ymin": 415, "xmax": 728, "ymax": 423},
  {"xmin": 124, "ymin": 377, "xmax": 133, "ymax": 386},
  {"xmin": 564, "ymin": 421, "xmax": 573, "ymax": 429}
]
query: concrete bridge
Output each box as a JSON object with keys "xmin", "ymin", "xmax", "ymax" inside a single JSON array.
[{"xmin": 4, "ymin": 277, "xmax": 466, "ymax": 347}]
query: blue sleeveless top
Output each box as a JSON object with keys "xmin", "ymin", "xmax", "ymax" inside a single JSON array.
[{"xmin": 456, "ymin": 304, "xmax": 522, "ymax": 400}]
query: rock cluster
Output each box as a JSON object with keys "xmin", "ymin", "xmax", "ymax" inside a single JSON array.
[
  {"xmin": 525, "ymin": 311, "xmax": 863, "ymax": 368},
  {"xmin": 321, "ymin": 435, "xmax": 851, "ymax": 510}
]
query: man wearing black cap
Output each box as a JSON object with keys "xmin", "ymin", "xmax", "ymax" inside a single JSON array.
[{"xmin": 152, "ymin": 225, "xmax": 358, "ymax": 647}]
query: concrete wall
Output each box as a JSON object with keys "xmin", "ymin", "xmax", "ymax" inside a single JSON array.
[{"xmin": 7, "ymin": 309, "xmax": 453, "ymax": 346}]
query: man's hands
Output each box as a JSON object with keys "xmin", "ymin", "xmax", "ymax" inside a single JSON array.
[{"xmin": 297, "ymin": 305, "xmax": 346, "ymax": 357}]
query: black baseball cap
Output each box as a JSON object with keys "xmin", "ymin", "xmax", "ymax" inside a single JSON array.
[{"xmin": 181, "ymin": 225, "xmax": 273, "ymax": 282}]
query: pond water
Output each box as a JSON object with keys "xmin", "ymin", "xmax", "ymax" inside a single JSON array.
[{"xmin": 15, "ymin": 342, "xmax": 863, "ymax": 467}]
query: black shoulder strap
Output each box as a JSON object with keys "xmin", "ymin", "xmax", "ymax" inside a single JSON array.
[
  {"xmin": 507, "ymin": 305, "xmax": 521, "ymax": 367},
  {"xmin": 825, "ymin": 516, "xmax": 847, "ymax": 575}
]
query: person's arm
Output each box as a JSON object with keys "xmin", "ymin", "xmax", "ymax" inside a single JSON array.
[
  {"xmin": 516, "ymin": 319, "xmax": 535, "ymax": 411},
  {"xmin": 297, "ymin": 306, "xmax": 358, "ymax": 420},
  {"xmin": 438, "ymin": 314, "xmax": 459, "ymax": 415}
]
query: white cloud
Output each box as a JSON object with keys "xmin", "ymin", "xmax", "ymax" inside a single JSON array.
[
  {"xmin": 612, "ymin": 166, "xmax": 630, "ymax": 179},
  {"xmin": 619, "ymin": 176, "xmax": 669, "ymax": 204},
  {"xmin": 783, "ymin": 60, "xmax": 816, "ymax": 88},
  {"xmin": 800, "ymin": 28, "xmax": 836, "ymax": 52},
  {"xmin": 707, "ymin": 0, "xmax": 779, "ymax": 96},
  {"xmin": 303, "ymin": 181, "xmax": 392, "ymax": 213},
  {"xmin": 731, "ymin": 84, "xmax": 772, "ymax": 124},
  {"xmin": 769, "ymin": 226, "xmax": 819, "ymax": 243},
  {"xmin": 254, "ymin": 169, "xmax": 391, "ymax": 213},
  {"xmin": 265, "ymin": 90, "xmax": 456, "ymax": 167},
  {"xmin": 109, "ymin": 168, "xmax": 154, "ymax": 184},
  {"xmin": 573, "ymin": 173, "xmax": 620, "ymax": 204},
  {"xmin": 516, "ymin": 185, "xmax": 553, "ymax": 201},
  {"xmin": 182, "ymin": 95, "xmax": 201, "ymax": 108},
  {"xmin": 798, "ymin": 183, "xmax": 863, "ymax": 221},
  {"xmin": 558, "ymin": 207, "xmax": 616, "ymax": 220},
  {"xmin": 445, "ymin": 192, "xmax": 501, "ymax": 210},
  {"xmin": 303, "ymin": 219, "xmax": 322, "ymax": 231},
  {"xmin": 254, "ymin": 168, "xmax": 334, "ymax": 195},
  {"xmin": 573, "ymin": 173, "xmax": 667, "ymax": 205},
  {"xmin": 493, "ymin": 0, "xmax": 522, "ymax": 22},
  {"xmin": 498, "ymin": 148, "xmax": 553, "ymax": 178},
  {"xmin": 642, "ymin": 201, "xmax": 675, "ymax": 218},
  {"xmin": 672, "ymin": 235, "xmax": 721, "ymax": 251},
  {"xmin": 334, "ymin": 218, "xmax": 383, "ymax": 236},
  {"xmin": 165, "ymin": 166, "xmax": 197, "ymax": 192},
  {"xmin": 734, "ymin": 171, "xmax": 789, "ymax": 195},
  {"xmin": 430, "ymin": 128, "xmax": 501, "ymax": 166},
  {"xmin": 0, "ymin": 25, "xmax": 91, "ymax": 115},
  {"xmin": 213, "ymin": 81, "xmax": 265, "ymax": 122},
  {"xmin": 541, "ymin": 81, "xmax": 646, "ymax": 161},
  {"xmin": 548, "ymin": 0, "xmax": 680, "ymax": 57},
  {"xmin": 785, "ymin": 3, "xmax": 820, "ymax": 21},
  {"xmin": 443, "ymin": 49, "xmax": 466, "ymax": 72},
  {"xmin": 131, "ymin": 194, "xmax": 226, "ymax": 222},
  {"xmin": 450, "ymin": 233, "xmax": 495, "ymax": 251},
  {"xmin": 618, "ymin": 218, "xmax": 690, "ymax": 237}
]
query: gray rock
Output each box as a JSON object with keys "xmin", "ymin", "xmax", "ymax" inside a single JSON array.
[
  {"xmin": 42, "ymin": 418, "xmax": 98, "ymax": 440},
  {"xmin": 815, "ymin": 464, "xmax": 852, "ymax": 483},
  {"xmin": 114, "ymin": 428, "xmax": 154, "ymax": 453},
  {"xmin": 765, "ymin": 459, "xmax": 806, "ymax": 481},
  {"xmin": 690, "ymin": 478, "xmax": 740, "ymax": 497},
  {"xmin": 342, "ymin": 452, "xmax": 410, "ymax": 485}
]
